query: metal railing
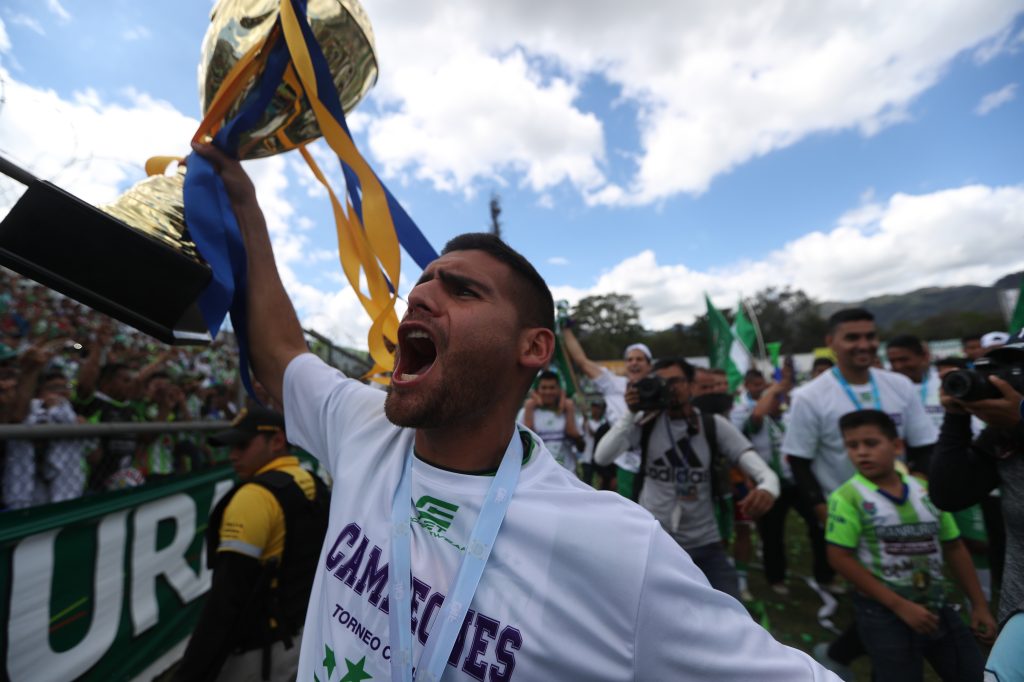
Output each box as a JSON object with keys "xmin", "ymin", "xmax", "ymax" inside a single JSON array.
[{"xmin": 0, "ymin": 419, "xmax": 230, "ymax": 439}]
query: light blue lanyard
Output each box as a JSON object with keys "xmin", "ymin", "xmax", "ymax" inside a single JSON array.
[
  {"xmin": 919, "ymin": 373, "xmax": 928, "ymax": 404},
  {"xmin": 831, "ymin": 367, "xmax": 883, "ymax": 412},
  {"xmin": 388, "ymin": 430, "xmax": 524, "ymax": 682}
]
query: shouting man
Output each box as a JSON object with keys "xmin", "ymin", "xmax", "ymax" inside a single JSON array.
[{"xmin": 193, "ymin": 142, "xmax": 837, "ymax": 681}]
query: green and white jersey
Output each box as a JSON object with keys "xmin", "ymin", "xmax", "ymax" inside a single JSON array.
[
  {"xmin": 826, "ymin": 472, "xmax": 959, "ymax": 607},
  {"xmin": 515, "ymin": 406, "xmax": 581, "ymax": 472}
]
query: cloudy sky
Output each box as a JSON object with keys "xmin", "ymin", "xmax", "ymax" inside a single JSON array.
[{"xmin": 0, "ymin": 0, "xmax": 1022, "ymax": 347}]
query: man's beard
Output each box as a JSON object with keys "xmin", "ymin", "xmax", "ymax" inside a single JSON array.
[{"xmin": 384, "ymin": 351, "xmax": 499, "ymax": 429}]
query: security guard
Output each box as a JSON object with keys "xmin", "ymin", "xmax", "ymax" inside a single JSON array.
[{"xmin": 175, "ymin": 407, "xmax": 329, "ymax": 681}]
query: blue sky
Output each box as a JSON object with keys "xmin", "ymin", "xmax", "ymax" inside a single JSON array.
[{"xmin": 1, "ymin": 0, "xmax": 1022, "ymax": 347}]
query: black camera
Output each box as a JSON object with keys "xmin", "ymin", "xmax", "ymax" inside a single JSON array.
[
  {"xmin": 691, "ymin": 392, "xmax": 735, "ymax": 416},
  {"xmin": 634, "ymin": 375, "xmax": 670, "ymax": 411},
  {"xmin": 942, "ymin": 356, "xmax": 1024, "ymax": 402}
]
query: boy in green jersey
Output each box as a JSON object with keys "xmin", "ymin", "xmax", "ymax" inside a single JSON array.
[{"xmin": 826, "ymin": 410, "xmax": 995, "ymax": 682}]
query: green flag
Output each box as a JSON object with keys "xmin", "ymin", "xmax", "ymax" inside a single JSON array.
[
  {"xmin": 1011, "ymin": 279, "xmax": 1024, "ymax": 334},
  {"xmin": 766, "ymin": 341, "xmax": 782, "ymax": 369},
  {"xmin": 552, "ymin": 301, "xmax": 578, "ymax": 397},
  {"xmin": 552, "ymin": 333, "xmax": 578, "ymax": 397},
  {"xmin": 705, "ymin": 295, "xmax": 756, "ymax": 391}
]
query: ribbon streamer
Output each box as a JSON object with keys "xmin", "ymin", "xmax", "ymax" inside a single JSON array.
[{"xmin": 168, "ymin": 0, "xmax": 438, "ymax": 394}]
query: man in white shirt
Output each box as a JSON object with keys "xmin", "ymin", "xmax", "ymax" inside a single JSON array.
[
  {"xmin": 193, "ymin": 142, "xmax": 838, "ymax": 681},
  {"xmin": 885, "ymin": 334, "xmax": 943, "ymax": 430},
  {"xmin": 518, "ymin": 370, "xmax": 582, "ymax": 473},
  {"xmin": 785, "ymin": 310, "xmax": 937, "ymax": 509},
  {"xmin": 561, "ymin": 329, "xmax": 652, "ymax": 499}
]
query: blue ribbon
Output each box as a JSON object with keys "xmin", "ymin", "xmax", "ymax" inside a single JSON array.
[
  {"xmin": 183, "ymin": 28, "xmax": 292, "ymax": 399},
  {"xmin": 286, "ymin": 0, "xmax": 439, "ymax": 271},
  {"xmin": 831, "ymin": 367, "xmax": 883, "ymax": 412}
]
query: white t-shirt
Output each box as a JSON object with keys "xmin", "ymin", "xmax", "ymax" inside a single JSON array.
[
  {"xmin": 284, "ymin": 353, "xmax": 835, "ymax": 681},
  {"xmin": 515, "ymin": 406, "xmax": 580, "ymax": 472},
  {"xmin": 914, "ymin": 368, "xmax": 944, "ymax": 431},
  {"xmin": 592, "ymin": 368, "xmax": 641, "ymax": 473},
  {"xmin": 782, "ymin": 368, "xmax": 938, "ymax": 494},
  {"xmin": 731, "ymin": 395, "xmax": 792, "ymax": 482}
]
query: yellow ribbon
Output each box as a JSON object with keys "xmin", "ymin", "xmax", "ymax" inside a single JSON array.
[{"xmin": 279, "ymin": 0, "xmax": 402, "ymax": 374}]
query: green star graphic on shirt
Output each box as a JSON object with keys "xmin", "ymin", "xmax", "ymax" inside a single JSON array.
[
  {"xmin": 322, "ymin": 644, "xmax": 337, "ymax": 678},
  {"xmin": 340, "ymin": 656, "xmax": 372, "ymax": 682}
]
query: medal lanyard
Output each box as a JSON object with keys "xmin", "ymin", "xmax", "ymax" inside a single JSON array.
[
  {"xmin": 766, "ymin": 417, "xmax": 784, "ymax": 476},
  {"xmin": 919, "ymin": 373, "xmax": 928, "ymax": 404},
  {"xmin": 832, "ymin": 367, "xmax": 883, "ymax": 412},
  {"xmin": 389, "ymin": 430, "xmax": 524, "ymax": 682}
]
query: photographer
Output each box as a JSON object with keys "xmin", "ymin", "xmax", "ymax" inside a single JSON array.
[
  {"xmin": 931, "ymin": 332, "xmax": 1024, "ymax": 630},
  {"xmin": 594, "ymin": 357, "xmax": 779, "ymax": 599}
]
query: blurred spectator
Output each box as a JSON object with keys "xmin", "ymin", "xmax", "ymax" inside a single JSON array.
[
  {"xmin": 810, "ymin": 356, "xmax": 835, "ymax": 379},
  {"xmin": 0, "ymin": 266, "xmax": 244, "ymax": 506},
  {"xmin": 962, "ymin": 334, "xmax": 984, "ymax": 362},
  {"xmin": 3, "ymin": 369, "xmax": 88, "ymax": 508},
  {"xmin": 139, "ymin": 372, "xmax": 193, "ymax": 480}
]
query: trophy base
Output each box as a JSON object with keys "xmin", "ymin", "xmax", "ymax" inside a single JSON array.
[{"xmin": 0, "ymin": 179, "xmax": 213, "ymax": 345}]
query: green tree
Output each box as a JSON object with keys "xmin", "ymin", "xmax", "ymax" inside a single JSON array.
[
  {"xmin": 747, "ymin": 287, "xmax": 827, "ymax": 353},
  {"xmin": 884, "ymin": 311, "xmax": 1005, "ymax": 341},
  {"xmin": 646, "ymin": 319, "xmax": 709, "ymax": 358},
  {"xmin": 571, "ymin": 293, "xmax": 644, "ymax": 360}
]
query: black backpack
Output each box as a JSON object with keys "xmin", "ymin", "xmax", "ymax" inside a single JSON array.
[
  {"xmin": 206, "ymin": 467, "xmax": 330, "ymax": 675},
  {"xmin": 635, "ymin": 411, "xmax": 734, "ymax": 520}
]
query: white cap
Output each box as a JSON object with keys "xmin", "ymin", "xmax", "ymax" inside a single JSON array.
[
  {"xmin": 623, "ymin": 343, "xmax": 653, "ymax": 361},
  {"xmin": 981, "ymin": 331, "xmax": 1010, "ymax": 349}
]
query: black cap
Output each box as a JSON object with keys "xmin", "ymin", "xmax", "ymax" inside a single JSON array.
[{"xmin": 209, "ymin": 406, "xmax": 285, "ymax": 447}]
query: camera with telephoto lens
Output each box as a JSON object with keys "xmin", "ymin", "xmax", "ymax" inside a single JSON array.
[
  {"xmin": 634, "ymin": 375, "xmax": 670, "ymax": 411},
  {"xmin": 942, "ymin": 356, "xmax": 1024, "ymax": 402}
]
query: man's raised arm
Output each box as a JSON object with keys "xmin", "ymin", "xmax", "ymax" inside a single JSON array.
[
  {"xmin": 193, "ymin": 142, "xmax": 308, "ymax": 406},
  {"xmin": 561, "ymin": 327, "xmax": 603, "ymax": 379}
]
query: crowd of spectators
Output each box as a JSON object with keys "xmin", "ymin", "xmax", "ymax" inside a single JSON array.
[{"xmin": 0, "ymin": 266, "xmax": 241, "ymax": 510}]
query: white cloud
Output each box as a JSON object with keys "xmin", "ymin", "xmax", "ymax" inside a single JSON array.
[
  {"xmin": 551, "ymin": 184, "xmax": 1024, "ymax": 329},
  {"xmin": 366, "ymin": 48, "xmax": 604, "ymax": 197},
  {"xmin": 8, "ymin": 14, "xmax": 44, "ymax": 36},
  {"xmin": 975, "ymin": 83, "xmax": 1018, "ymax": 115},
  {"xmin": 46, "ymin": 0, "xmax": 70, "ymax": 23},
  {"xmin": 547, "ymin": 256, "xmax": 569, "ymax": 266},
  {"xmin": 0, "ymin": 18, "xmax": 10, "ymax": 52},
  {"xmin": 973, "ymin": 24, "xmax": 1024, "ymax": 64},
  {"xmin": 122, "ymin": 25, "xmax": 151, "ymax": 42},
  {"xmin": 360, "ymin": 1, "xmax": 1022, "ymax": 205},
  {"xmin": 0, "ymin": 67, "xmax": 196, "ymax": 209}
]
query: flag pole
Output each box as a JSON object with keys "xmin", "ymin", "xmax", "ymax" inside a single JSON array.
[{"xmin": 742, "ymin": 296, "xmax": 769, "ymax": 366}]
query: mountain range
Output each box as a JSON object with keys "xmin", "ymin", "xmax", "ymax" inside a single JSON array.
[{"xmin": 819, "ymin": 271, "xmax": 1022, "ymax": 331}]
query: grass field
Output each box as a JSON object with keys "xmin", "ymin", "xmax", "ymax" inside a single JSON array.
[{"xmin": 741, "ymin": 513, "xmax": 996, "ymax": 682}]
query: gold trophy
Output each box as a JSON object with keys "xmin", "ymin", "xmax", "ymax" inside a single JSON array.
[{"xmin": 0, "ymin": 0, "xmax": 377, "ymax": 344}]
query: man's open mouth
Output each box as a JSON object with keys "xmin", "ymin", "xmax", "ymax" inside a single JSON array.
[{"xmin": 393, "ymin": 327, "xmax": 438, "ymax": 384}]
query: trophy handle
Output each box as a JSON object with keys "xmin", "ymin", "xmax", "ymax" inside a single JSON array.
[{"xmin": 0, "ymin": 155, "xmax": 213, "ymax": 345}]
